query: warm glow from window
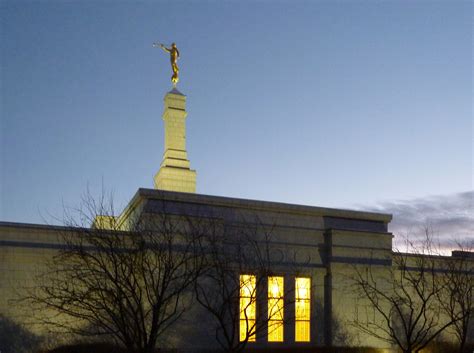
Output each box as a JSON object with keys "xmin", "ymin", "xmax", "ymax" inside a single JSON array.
[
  {"xmin": 268, "ymin": 276, "xmax": 284, "ymax": 342},
  {"xmin": 295, "ymin": 277, "xmax": 310, "ymax": 342},
  {"xmin": 240, "ymin": 274, "xmax": 257, "ymax": 342}
]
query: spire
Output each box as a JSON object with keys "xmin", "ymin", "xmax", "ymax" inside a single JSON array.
[{"xmin": 154, "ymin": 89, "xmax": 196, "ymax": 193}]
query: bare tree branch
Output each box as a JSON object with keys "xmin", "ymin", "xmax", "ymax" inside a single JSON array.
[
  {"xmin": 351, "ymin": 229, "xmax": 460, "ymax": 353},
  {"xmin": 22, "ymin": 190, "xmax": 205, "ymax": 353}
]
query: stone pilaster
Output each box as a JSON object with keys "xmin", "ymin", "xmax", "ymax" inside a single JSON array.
[{"xmin": 154, "ymin": 88, "xmax": 196, "ymax": 193}]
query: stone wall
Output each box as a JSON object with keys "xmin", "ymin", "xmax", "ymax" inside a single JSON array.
[{"xmin": 0, "ymin": 189, "xmax": 403, "ymax": 351}]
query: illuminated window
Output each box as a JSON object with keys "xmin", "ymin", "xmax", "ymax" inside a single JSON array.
[
  {"xmin": 240, "ymin": 274, "xmax": 257, "ymax": 342},
  {"xmin": 295, "ymin": 277, "xmax": 311, "ymax": 342},
  {"xmin": 268, "ymin": 276, "xmax": 284, "ymax": 342}
]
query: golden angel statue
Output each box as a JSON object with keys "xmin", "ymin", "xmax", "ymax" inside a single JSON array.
[{"xmin": 154, "ymin": 42, "xmax": 180, "ymax": 86}]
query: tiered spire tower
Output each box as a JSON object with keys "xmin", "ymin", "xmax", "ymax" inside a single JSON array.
[{"xmin": 154, "ymin": 88, "xmax": 196, "ymax": 193}]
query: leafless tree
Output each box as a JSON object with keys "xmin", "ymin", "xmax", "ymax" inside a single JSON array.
[
  {"xmin": 25, "ymin": 191, "xmax": 205, "ymax": 353},
  {"xmin": 351, "ymin": 233, "xmax": 457, "ymax": 353},
  {"xmin": 194, "ymin": 215, "xmax": 296, "ymax": 353},
  {"xmin": 439, "ymin": 242, "xmax": 474, "ymax": 353}
]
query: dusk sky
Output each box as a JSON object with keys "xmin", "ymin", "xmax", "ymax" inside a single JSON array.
[{"xmin": 1, "ymin": 1, "xmax": 472, "ymax": 244}]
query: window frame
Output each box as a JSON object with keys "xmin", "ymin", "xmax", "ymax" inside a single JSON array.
[
  {"xmin": 267, "ymin": 275, "xmax": 284, "ymax": 342},
  {"xmin": 239, "ymin": 274, "xmax": 257, "ymax": 342},
  {"xmin": 295, "ymin": 276, "xmax": 311, "ymax": 342}
]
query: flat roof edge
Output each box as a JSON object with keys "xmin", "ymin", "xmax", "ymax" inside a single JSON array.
[
  {"xmin": 134, "ymin": 188, "xmax": 393, "ymax": 223},
  {"xmin": 0, "ymin": 221, "xmax": 80, "ymax": 232}
]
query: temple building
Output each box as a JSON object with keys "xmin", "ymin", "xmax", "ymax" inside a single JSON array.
[{"xmin": 0, "ymin": 86, "xmax": 472, "ymax": 353}]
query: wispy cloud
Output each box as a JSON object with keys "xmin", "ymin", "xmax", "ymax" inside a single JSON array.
[{"xmin": 362, "ymin": 191, "xmax": 474, "ymax": 250}]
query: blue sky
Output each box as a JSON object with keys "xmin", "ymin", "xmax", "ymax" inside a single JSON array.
[{"xmin": 1, "ymin": 1, "xmax": 472, "ymax": 241}]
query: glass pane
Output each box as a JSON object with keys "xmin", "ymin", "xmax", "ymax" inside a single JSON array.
[
  {"xmin": 295, "ymin": 299, "xmax": 310, "ymax": 320},
  {"xmin": 268, "ymin": 276, "xmax": 284, "ymax": 298},
  {"xmin": 240, "ymin": 297, "xmax": 255, "ymax": 319},
  {"xmin": 268, "ymin": 321, "xmax": 284, "ymax": 342},
  {"xmin": 269, "ymin": 298, "xmax": 284, "ymax": 320},
  {"xmin": 240, "ymin": 274, "xmax": 256, "ymax": 297},
  {"xmin": 295, "ymin": 321, "xmax": 310, "ymax": 342},
  {"xmin": 295, "ymin": 277, "xmax": 310, "ymax": 299},
  {"xmin": 240, "ymin": 319, "xmax": 256, "ymax": 342}
]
